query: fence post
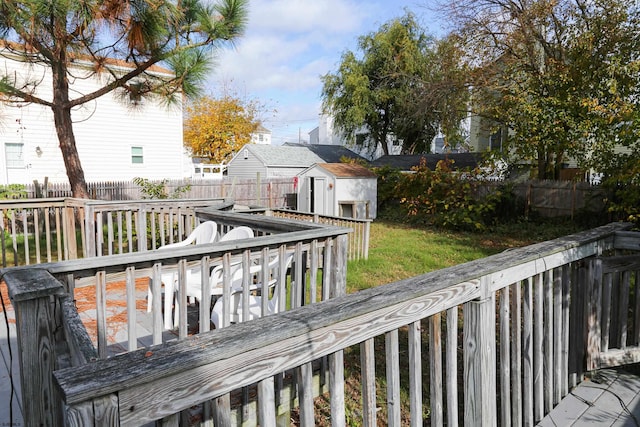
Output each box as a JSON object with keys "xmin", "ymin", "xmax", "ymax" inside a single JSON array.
[
  {"xmin": 4, "ymin": 268, "xmax": 65, "ymax": 426},
  {"xmin": 63, "ymin": 204, "xmax": 78, "ymax": 260},
  {"xmin": 463, "ymin": 292, "xmax": 497, "ymax": 426}
]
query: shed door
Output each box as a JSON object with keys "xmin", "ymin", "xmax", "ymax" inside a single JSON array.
[{"xmin": 310, "ymin": 177, "xmax": 327, "ymax": 215}]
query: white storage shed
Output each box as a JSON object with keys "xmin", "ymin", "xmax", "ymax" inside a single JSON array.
[{"xmin": 297, "ymin": 163, "xmax": 377, "ymax": 219}]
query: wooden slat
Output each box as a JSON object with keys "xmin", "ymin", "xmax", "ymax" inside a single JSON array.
[
  {"xmin": 544, "ymin": 270, "xmax": 553, "ymax": 413},
  {"xmin": 298, "ymin": 363, "xmax": 314, "ymax": 426},
  {"xmin": 561, "ymin": 265, "xmax": 570, "ymax": 397},
  {"xmin": 126, "ymin": 266, "xmax": 137, "ymax": 351},
  {"xmin": 429, "ymin": 314, "xmax": 443, "ymax": 426},
  {"xmin": 446, "ymin": 307, "xmax": 459, "ymax": 427},
  {"xmin": 258, "ymin": 376, "xmax": 276, "ymax": 427},
  {"xmin": 586, "ymin": 259, "xmax": 603, "ymax": 371},
  {"xmin": 618, "ymin": 271, "xmax": 631, "ymax": 348},
  {"xmin": 523, "ymin": 277, "xmax": 534, "ymax": 425},
  {"xmin": 463, "ymin": 294, "xmax": 497, "ymax": 425},
  {"xmin": 553, "ymin": 268, "xmax": 562, "ymax": 406},
  {"xmin": 510, "ymin": 281, "xmax": 522, "ymax": 427},
  {"xmin": 533, "ymin": 273, "xmax": 544, "ymax": 421},
  {"xmin": 96, "ymin": 270, "xmax": 108, "ymax": 359},
  {"xmin": 499, "ymin": 287, "xmax": 511, "ymax": 426},
  {"xmin": 329, "ymin": 349, "xmax": 345, "ymax": 426},
  {"xmin": 361, "ymin": 338, "xmax": 376, "ymax": 427},
  {"xmin": 386, "ymin": 329, "xmax": 401, "ymax": 426},
  {"xmin": 408, "ymin": 320, "xmax": 422, "ymax": 427}
]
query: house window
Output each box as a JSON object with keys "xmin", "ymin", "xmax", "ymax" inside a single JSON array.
[
  {"xmin": 355, "ymin": 133, "xmax": 367, "ymax": 145},
  {"xmin": 5, "ymin": 143, "xmax": 24, "ymax": 168},
  {"xmin": 259, "ymin": 134, "xmax": 264, "ymax": 142},
  {"xmin": 131, "ymin": 146, "xmax": 144, "ymax": 164}
]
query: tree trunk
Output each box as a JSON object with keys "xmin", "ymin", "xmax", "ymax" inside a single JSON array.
[
  {"xmin": 51, "ymin": 58, "xmax": 90, "ymax": 199},
  {"xmin": 53, "ymin": 106, "xmax": 90, "ymax": 199}
]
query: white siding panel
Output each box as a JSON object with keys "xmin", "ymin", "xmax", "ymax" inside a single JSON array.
[{"xmin": 0, "ymin": 51, "xmax": 185, "ymax": 185}]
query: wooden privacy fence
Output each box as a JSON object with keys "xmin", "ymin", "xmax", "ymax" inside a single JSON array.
[
  {"xmin": 6, "ymin": 220, "xmax": 639, "ymax": 425},
  {"xmin": 25, "ymin": 176, "xmax": 297, "ymax": 207}
]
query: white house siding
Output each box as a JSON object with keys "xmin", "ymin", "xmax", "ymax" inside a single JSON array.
[{"xmin": 0, "ymin": 50, "xmax": 186, "ymax": 185}]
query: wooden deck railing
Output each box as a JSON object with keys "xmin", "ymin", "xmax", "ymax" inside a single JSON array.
[
  {"xmin": 244, "ymin": 207, "xmax": 371, "ymax": 260},
  {"xmin": 6, "ymin": 221, "xmax": 638, "ymax": 426},
  {"xmin": 0, "ymin": 197, "xmax": 229, "ymax": 266},
  {"xmin": 0, "ymin": 198, "xmax": 371, "ymax": 266},
  {"xmin": 2, "ymin": 211, "xmax": 349, "ymax": 426}
]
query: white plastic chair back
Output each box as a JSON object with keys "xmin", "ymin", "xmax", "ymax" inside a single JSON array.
[{"xmin": 219, "ymin": 226, "xmax": 254, "ymax": 242}]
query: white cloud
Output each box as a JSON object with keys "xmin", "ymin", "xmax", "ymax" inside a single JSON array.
[{"xmin": 205, "ymin": 0, "xmax": 435, "ymax": 141}]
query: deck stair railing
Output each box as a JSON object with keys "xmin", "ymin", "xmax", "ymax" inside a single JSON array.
[{"xmin": 5, "ymin": 222, "xmax": 640, "ymax": 426}]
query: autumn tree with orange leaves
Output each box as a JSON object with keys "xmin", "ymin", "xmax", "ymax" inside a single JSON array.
[{"xmin": 184, "ymin": 95, "xmax": 263, "ymax": 164}]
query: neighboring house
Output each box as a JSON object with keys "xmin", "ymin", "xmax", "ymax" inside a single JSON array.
[
  {"xmin": 297, "ymin": 163, "xmax": 377, "ymax": 219},
  {"xmin": 310, "ymin": 113, "xmax": 496, "ymax": 161},
  {"xmin": 0, "ymin": 45, "xmax": 187, "ymax": 186},
  {"xmin": 226, "ymin": 144, "xmax": 366, "ymax": 180},
  {"xmin": 251, "ymin": 124, "xmax": 272, "ymax": 145},
  {"xmin": 309, "ymin": 114, "xmax": 402, "ymax": 161}
]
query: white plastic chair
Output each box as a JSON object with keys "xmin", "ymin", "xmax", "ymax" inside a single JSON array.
[
  {"xmin": 179, "ymin": 226, "xmax": 255, "ymax": 300},
  {"xmin": 146, "ymin": 221, "xmax": 217, "ymax": 329},
  {"xmin": 210, "ymin": 251, "xmax": 294, "ymax": 329},
  {"xmin": 158, "ymin": 221, "xmax": 218, "ymax": 249}
]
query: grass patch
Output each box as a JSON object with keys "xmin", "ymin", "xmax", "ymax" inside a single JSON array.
[{"xmin": 346, "ymin": 218, "xmax": 588, "ymax": 293}]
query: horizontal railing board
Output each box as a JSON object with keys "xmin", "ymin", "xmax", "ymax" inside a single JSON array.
[
  {"xmin": 614, "ymin": 231, "xmax": 640, "ymax": 251},
  {"xmin": 3, "ymin": 227, "xmax": 346, "ymax": 280},
  {"xmin": 600, "ymin": 254, "xmax": 640, "ymax": 274},
  {"xmin": 54, "ymin": 222, "xmax": 631, "ymax": 423},
  {"xmin": 196, "ymin": 208, "xmax": 340, "ymax": 233}
]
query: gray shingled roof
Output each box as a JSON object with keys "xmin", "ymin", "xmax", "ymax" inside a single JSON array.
[
  {"xmin": 246, "ymin": 145, "xmax": 327, "ymax": 167},
  {"xmin": 283, "ymin": 143, "xmax": 367, "ymax": 163}
]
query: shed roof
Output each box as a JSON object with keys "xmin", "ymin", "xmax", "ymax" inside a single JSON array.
[
  {"xmin": 314, "ymin": 163, "xmax": 377, "ymax": 178},
  {"xmin": 241, "ymin": 144, "xmax": 366, "ymax": 167}
]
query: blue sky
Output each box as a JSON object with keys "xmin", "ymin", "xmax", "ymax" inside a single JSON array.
[{"xmin": 206, "ymin": 0, "xmax": 445, "ymax": 145}]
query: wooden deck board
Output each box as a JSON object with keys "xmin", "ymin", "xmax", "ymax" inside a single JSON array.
[{"xmin": 539, "ymin": 367, "xmax": 640, "ymax": 426}]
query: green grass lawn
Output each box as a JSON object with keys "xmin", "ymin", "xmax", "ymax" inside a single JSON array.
[{"xmin": 345, "ymin": 218, "xmax": 589, "ymax": 293}]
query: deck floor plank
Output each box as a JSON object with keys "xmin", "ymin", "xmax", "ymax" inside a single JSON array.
[{"xmin": 539, "ymin": 367, "xmax": 640, "ymax": 426}]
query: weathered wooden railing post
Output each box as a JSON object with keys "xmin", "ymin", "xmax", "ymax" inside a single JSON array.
[
  {"xmin": 4, "ymin": 268, "xmax": 65, "ymax": 426},
  {"xmin": 463, "ymin": 288, "xmax": 497, "ymax": 426}
]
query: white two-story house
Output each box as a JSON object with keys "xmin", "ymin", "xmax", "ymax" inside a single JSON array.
[{"xmin": 0, "ymin": 45, "xmax": 189, "ymax": 186}]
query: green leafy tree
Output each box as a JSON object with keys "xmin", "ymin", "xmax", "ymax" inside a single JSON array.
[
  {"xmin": 321, "ymin": 12, "xmax": 469, "ymax": 157},
  {"xmin": 0, "ymin": 0, "xmax": 248, "ymax": 198},
  {"xmin": 442, "ymin": 0, "xmax": 640, "ymax": 179}
]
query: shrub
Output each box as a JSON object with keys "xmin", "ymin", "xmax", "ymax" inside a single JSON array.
[
  {"xmin": 0, "ymin": 184, "xmax": 27, "ymax": 199},
  {"xmin": 133, "ymin": 177, "xmax": 191, "ymax": 199},
  {"xmin": 394, "ymin": 158, "xmax": 517, "ymax": 231}
]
